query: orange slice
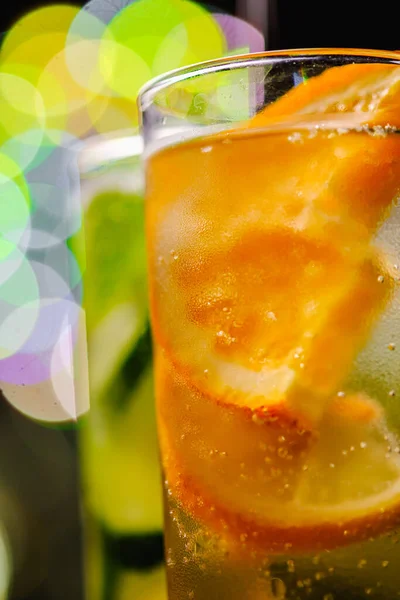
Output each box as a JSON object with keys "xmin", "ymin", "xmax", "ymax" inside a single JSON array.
[
  {"xmin": 147, "ymin": 127, "xmax": 400, "ymax": 246},
  {"xmin": 251, "ymin": 63, "xmax": 400, "ymax": 130},
  {"xmin": 158, "ymin": 353, "xmax": 400, "ymax": 554},
  {"xmin": 151, "ymin": 224, "xmax": 393, "ymax": 424},
  {"xmin": 245, "ymin": 63, "xmax": 400, "ymax": 233},
  {"xmin": 247, "ymin": 62, "xmax": 400, "ymax": 232}
]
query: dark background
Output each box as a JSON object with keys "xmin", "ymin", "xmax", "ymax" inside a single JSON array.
[{"xmin": 0, "ymin": 1, "xmax": 399, "ymax": 600}]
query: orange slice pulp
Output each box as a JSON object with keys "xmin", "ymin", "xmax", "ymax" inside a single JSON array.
[
  {"xmin": 250, "ymin": 62, "xmax": 400, "ymax": 130},
  {"xmin": 157, "ymin": 354, "xmax": 400, "ymax": 554},
  {"xmin": 146, "ymin": 60, "xmax": 400, "ymax": 553}
]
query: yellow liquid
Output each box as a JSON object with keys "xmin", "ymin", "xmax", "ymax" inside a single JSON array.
[
  {"xmin": 146, "ymin": 126, "xmax": 400, "ymax": 599},
  {"xmin": 164, "ymin": 496, "xmax": 400, "ymax": 600}
]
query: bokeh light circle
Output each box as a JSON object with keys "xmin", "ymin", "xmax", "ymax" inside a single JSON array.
[
  {"xmin": 0, "ymin": 303, "xmax": 89, "ymax": 422},
  {"xmin": 27, "ymin": 182, "xmax": 81, "ymax": 247},
  {"xmin": 0, "ymin": 301, "xmax": 40, "ymax": 361},
  {"xmin": 0, "ymin": 73, "xmax": 45, "ymax": 143},
  {"xmin": 0, "ymin": 245, "xmax": 26, "ymax": 288},
  {"xmin": 18, "ymin": 261, "xmax": 78, "ymax": 355},
  {"xmin": 38, "ymin": 49, "xmax": 95, "ymax": 118},
  {"xmin": 65, "ymin": 9, "xmax": 113, "ymax": 96},
  {"xmin": 0, "ymin": 5, "xmax": 81, "ymax": 61},
  {"xmin": 102, "ymin": 0, "xmax": 225, "ymax": 96},
  {"xmin": 50, "ymin": 306, "xmax": 90, "ymax": 421},
  {"xmin": 0, "ymin": 301, "xmax": 89, "ymax": 422},
  {"xmin": 83, "ymin": 0, "xmax": 132, "ymax": 24},
  {"xmin": 0, "ymin": 254, "xmax": 39, "ymax": 360},
  {"xmin": 0, "ymin": 159, "xmax": 31, "ymax": 243},
  {"xmin": 98, "ymin": 37, "xmax": 152, "ymax": 100},
  {"xmin": 0, "ymin": 250, "xmax": 38, "ymax": 306},
  {"xmin": 213, "ymin": 13, "xmax": 265, "ymax": 53},
  {"xmin": 1, "ymin": 129, "xmax": 45, "ymax": 174},
  {"xmin": 0, "ymin": 0, "xmax": 265, "ymax": 423}
]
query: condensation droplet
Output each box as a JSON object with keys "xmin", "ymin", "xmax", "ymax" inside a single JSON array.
[
  {"xmin": 389, "ymin": 390, "xmax": 396, "ymax": 397},
  {"xmin": 252, "ymin": 413, "xmax": 264, "ymax": 425},
  {"xmin": 284, "ymin": 542, "xmax": 293, "ymax": 550},
  {"xmin": 201, "ymin": 146, "xmax": 212, "ymax": 153},
  {"xmin": 388, "ymin": 343, "xmax": 396, "ymax": 351},
  {"xmin": 337, "ymin": 390, "xmax": 346, "ymax": 398},
  {"xmin": 288, "ymin": 132, "xmax": 303, "ymax": 143},
  {"xmin": 271, "ymin": 467, "xmax": 282, "ymax": 478},
  {"xmin": 287, "ymin": 559, "xmax": 295, "ymax": 573},
  {"xmin": 377, "ymin": 275, "xmax": 385, "ymax": 283},
  {"xmin": 358, "ymin": 559, "xmax": 367, "ymax": 569},
  {"xmin": 278, "ymin": 447, "xmax": 288, "ymax": 459}
]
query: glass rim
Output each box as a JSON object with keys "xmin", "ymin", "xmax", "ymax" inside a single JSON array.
[
  {"xmin": 78, "ymin": 128, "xmax": 143, "ymax": 175},
  {"xmin": 138, "ymin": 47, "xmax": 400, "ymax": 111}
]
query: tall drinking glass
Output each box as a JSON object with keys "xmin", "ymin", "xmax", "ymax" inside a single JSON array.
[
  {"xmin": 78, "ymin": 132, "xmax": 166, "ymax": 600},
  {"xmin": 139, "ymin": 49, "xmax": 400, "ymax": 599}
]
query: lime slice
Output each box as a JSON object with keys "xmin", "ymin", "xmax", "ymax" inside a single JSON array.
[
  {"xmin": 116, "ymin": 566, "xmax": 167, "ymax": 600},
  {"xmin": 81, "ymin": 365, "xmax": 163, "ymax": 534},
  {"xmin": 84, "ymin": 183, "xmax": 149, "ymax": 396},
  {"xmin": 84, "ymin": 187, "xmax": 147, "ymax": 334}
]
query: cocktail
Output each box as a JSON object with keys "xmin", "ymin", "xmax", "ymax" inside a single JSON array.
[
  {"xmin": 78, "ymin": 132, "xmax": 166, "ymax": 600},
  {"xmin": 139, "ymin": 50, "xmax": 400, "ymax": 599}
]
